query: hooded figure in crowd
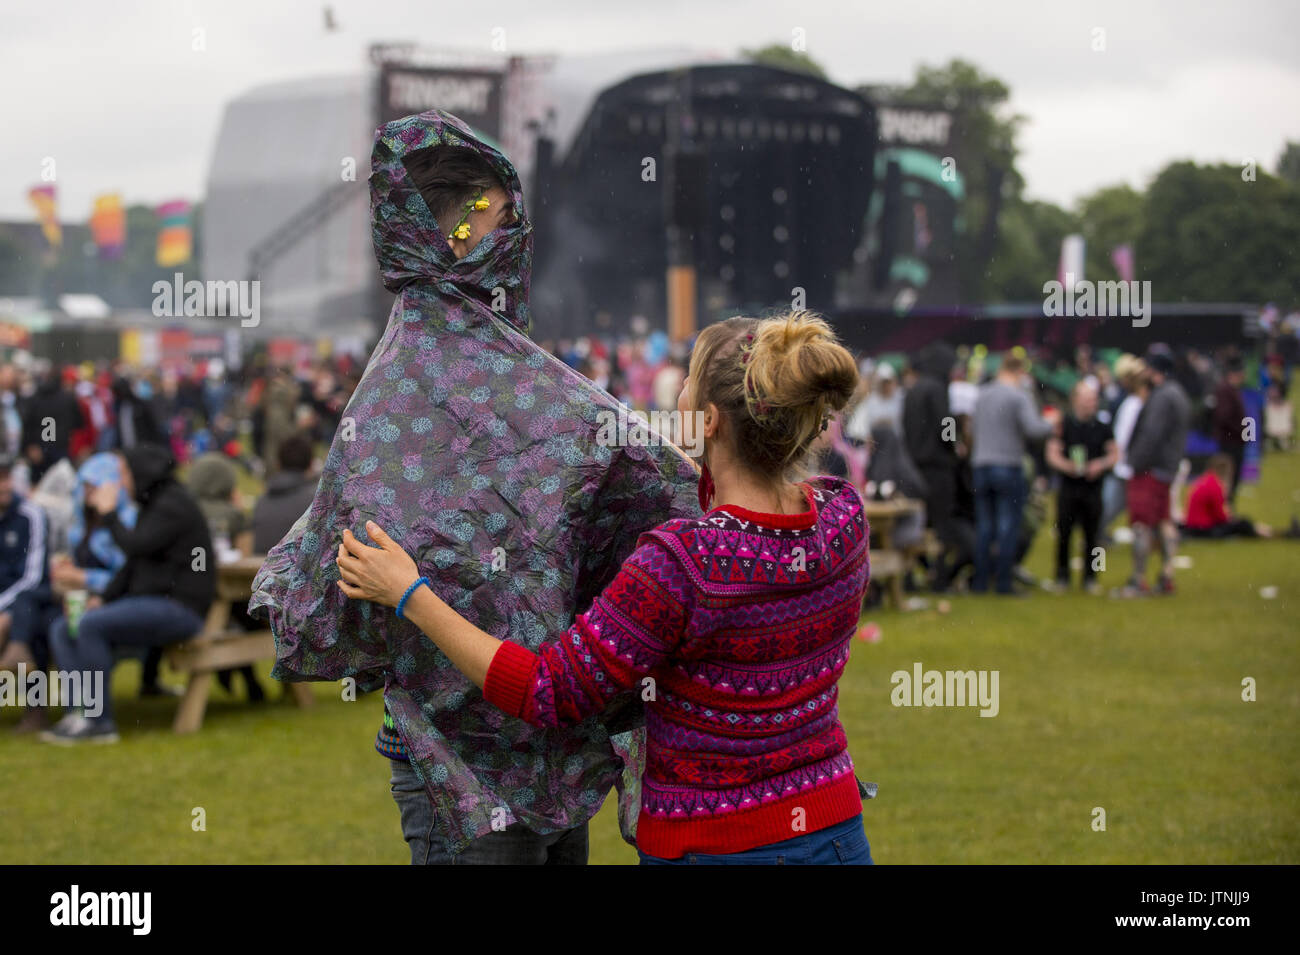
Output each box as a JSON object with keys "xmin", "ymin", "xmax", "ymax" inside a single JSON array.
[
  {"xmin": 187, "ymin": 451, "xmax": 246, "ymax": 545},
  {"xmin": 249, "ymin": 110, "xmax": 700, "ymax": 858},
  {"xmin": 22, "ymin": 369, "xmax": 85, "ymax": 482},
  {"xmin": 902, "ymin": 342, "xmax": 963, "ymax": 589}
]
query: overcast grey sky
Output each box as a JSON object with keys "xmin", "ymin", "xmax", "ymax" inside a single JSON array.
[{"xmin": 3, "ymin": 0, "xmax": 1298, "ymax": 221}]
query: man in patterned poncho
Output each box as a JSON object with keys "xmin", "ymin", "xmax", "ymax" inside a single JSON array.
[{"xmin": 249, "ymin": 109, "xmax": 700, "ymax": 863}]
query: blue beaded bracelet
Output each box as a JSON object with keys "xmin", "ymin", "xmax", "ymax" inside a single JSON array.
[{"xmin": 395, "ymin": 576, "xmax": 430, "ymax": 619}]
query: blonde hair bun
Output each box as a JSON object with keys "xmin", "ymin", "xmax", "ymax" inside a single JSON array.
[
  {"xmin": 686, "ymin": 311, "xmax": 860, "ymax": 481},
  {"xmin": 746, "ymin": 312, "xmax": 859, "ymax": 416}
]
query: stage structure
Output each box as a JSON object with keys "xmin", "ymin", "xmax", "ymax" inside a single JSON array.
[{"xmin": 530, "ymin": 65, "xmax": 881, "ymax": 341}]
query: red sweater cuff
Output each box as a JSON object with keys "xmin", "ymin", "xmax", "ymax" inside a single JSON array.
[{"xmin": 483, "ymin": 640, "xmax": 540, "ymax": 719}]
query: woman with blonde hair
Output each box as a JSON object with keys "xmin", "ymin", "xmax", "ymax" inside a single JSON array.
[{"xmin": 336, "ymin": 312, "xmax": 875, "ymax": 864}]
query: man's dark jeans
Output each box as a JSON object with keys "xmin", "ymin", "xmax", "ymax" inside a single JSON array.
[
  {"xmin": 973, "ymin": 464, "xmax": 1025, "ymax": 594},
  {"xmin": 389, "ymin": 758, "xmax": 589, "ymax": 865}
]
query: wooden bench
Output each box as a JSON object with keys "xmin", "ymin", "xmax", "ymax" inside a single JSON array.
[
  {"xmin": 165, "ymin": 555, "xmax": 314, "ymax": 733},
  {"xmin": 864, "ymin": 498, "xmax": 925, "ymax": 609},
  {"xmin": 903, "ymin": 528, "xmax": 945, "ymax": 573},
  {"xmin": 867, "ymin": 548, "xmax": 907, "ymax": 608}
]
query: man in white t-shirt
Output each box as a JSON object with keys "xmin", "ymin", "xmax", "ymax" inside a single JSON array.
[{"xmin": 1100, "ymin": 355, "xmax": 1148, "ymax": 539}]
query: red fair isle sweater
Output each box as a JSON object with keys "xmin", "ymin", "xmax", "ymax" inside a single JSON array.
[{"xmin": 484, "ymin": 475, "xmax": 871, "ymax": 859}]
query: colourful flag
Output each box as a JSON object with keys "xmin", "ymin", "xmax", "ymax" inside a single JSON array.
[
  {"xmin": 90, "ymin": 193, "xmax": 126, "ymax": 259},
  {"xmin": 27, "ymin": 185, "xmax": 61, "ymax": 249},
  {"xmin": 155, "ymin": 199, "xmax": 192, "ymax": 266},
  {"xmin": 1111, "ymin": 244, "xmax": 1135, "ymax": 283}
]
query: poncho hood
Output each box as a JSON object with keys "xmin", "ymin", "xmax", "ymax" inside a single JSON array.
[
  {"xmin": 371, "ymin": 110, "xmax": 532, "ymax": 335},
  {"xmin": 250, "ymin": 109, "xmax": 701, "ymax": 853}
]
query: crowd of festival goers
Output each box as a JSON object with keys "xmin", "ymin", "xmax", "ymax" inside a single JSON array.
[
  {"xmin": 0, "ymin": 352, "xmax": 359, "ymax": 739},
  {"xmin": 0, "ymin": 314, "xmax": 1296, "ymax": 740}
]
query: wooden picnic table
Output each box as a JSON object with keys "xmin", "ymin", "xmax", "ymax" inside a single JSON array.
[
  {"xmin": 165, "ymin": 555, "xmax": 314, "ymax": 733},
  {"xmin": 862, "ymin": 497, "xmax": 925, "ymax": 607},
  {"xmin": 863, "ymin": 497, "xmax": 924, "ymax": 549}
]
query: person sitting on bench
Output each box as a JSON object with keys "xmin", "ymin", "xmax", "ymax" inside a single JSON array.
[
  {"xmin": 187, "ymin": 450, "xmax": 264, "ymax": 702},
  {"xmin": 0, "ymin": 453, "xmax": 58, "ymax": 733},
  {"xmin": 3, "ymin": 453, "xmax": 139, "ymax": 733},
  {"xmin": 43, "ymin": 443, "xmax": 215, "ymax": 744}
]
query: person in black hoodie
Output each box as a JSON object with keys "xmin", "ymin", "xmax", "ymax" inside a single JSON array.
[
  {"xmin": 109, "ymin": 377, "xmax": 166, "ymax": 450},
  {"xmin": 22, "ymin": 368, "xmax": 86, "ymax": 483},
  {"xmin": 902, "ymin": 343, "xmax": 966, "ymax": 590},
  {"xmin": 43, "ymin": 443, "xmax": 215, "ymax": 743}
]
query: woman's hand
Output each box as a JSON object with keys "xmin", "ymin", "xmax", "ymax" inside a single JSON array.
[{"xmin": 335, "ymin": 521, "xmax": 420, "ymax": 608}]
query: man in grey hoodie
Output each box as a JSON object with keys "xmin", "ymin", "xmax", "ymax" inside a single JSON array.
[{"xmin": 1118, "ymin": 345, "xmax": 1191, "ymax": 597}]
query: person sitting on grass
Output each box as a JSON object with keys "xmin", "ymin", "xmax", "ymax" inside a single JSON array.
[
  {"xmin": 1180, "ymin": 453, "xmax": 1291, "ymax": 539},
  {"xmin": 42, "ymin": 444, "xmax": 215, "ymax": 744}
]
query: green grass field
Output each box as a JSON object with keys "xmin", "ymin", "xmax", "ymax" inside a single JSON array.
[{"xmin": 3, "ymin": 446, "xmax": 1297, "ymax": 865}]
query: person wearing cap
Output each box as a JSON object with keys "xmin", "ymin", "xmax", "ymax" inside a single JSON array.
[
  {"xmin": 1118, "ymin": 345, "xmax": 1191, "ymax": 598},
  {"xmin": 1211, "ymin": 355, "xmax": 1249, "ymax": 504}
]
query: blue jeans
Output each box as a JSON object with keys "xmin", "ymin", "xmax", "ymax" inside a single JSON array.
[
  {"xmin": 48, "ymin": 596, "xmax": 205, "ymax": 725},
  {"xmin": 637, "ymin": 814, "xmax": 873, "ymax": 865},
  {"xmin": 973, "ymin": 465, "xmax": 1025, "ymax": 594},
  {"xmin": 388, "ymin": 758, "xmax": 589, "ymax": 865}
]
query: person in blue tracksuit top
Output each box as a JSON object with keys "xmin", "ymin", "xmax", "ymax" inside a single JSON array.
[{"xmin": 0, "ymin": 453, "xmax": 57, "ymax": 732}]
